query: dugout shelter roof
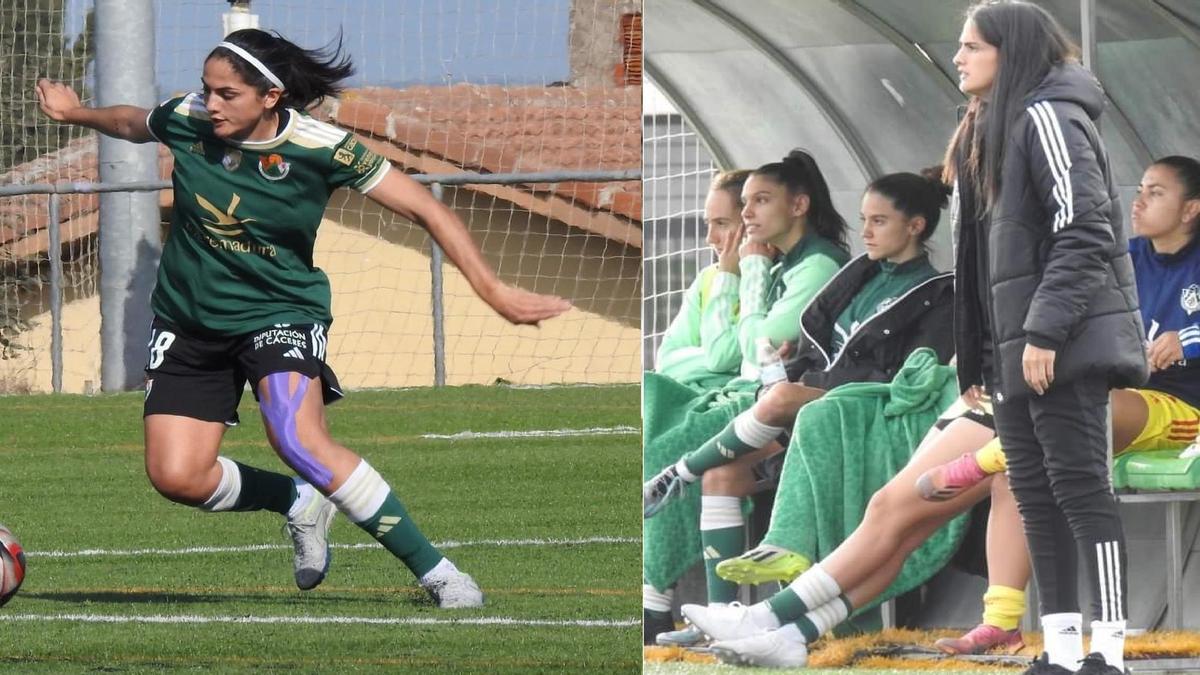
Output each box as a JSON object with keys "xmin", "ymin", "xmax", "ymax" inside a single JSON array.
[{"xmin": 646, "ymin": 0, "xmax": 1200, "ymax": 268}]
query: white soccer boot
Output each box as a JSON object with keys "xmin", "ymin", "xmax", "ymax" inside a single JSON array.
[
  {"xmin": 681, "ymin": 602, "xmax": 774, "ymax": 642},
  {"xmin": 421, "ymin": 563, "xmax": 485, "ymax": 608},
  {"xmin": 286, "ymin": 487, "xmax": 337, "ymax": 590},
  {"xmin": 711, "ymin": 630, "xmax": 809, "ymax": 668}
]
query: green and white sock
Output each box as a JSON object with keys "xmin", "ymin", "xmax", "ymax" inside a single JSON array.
[
  {"xmin": 328, "ymin": 460, "xmax": 444, "ymax": 578},
  {"xmin": 768, "ymin": 564, "xmax": 842, "ymax": 623},
  {"xmin": 789, "ymin": 595, "xmax": 852, "ymax": 643},
  {"xmin": 700, "ymin": 496, "xmax": 744, "ymax": 604},
  {"xmin": 683, "ymin": 410, "xmax": 784, "ymax": 475}
]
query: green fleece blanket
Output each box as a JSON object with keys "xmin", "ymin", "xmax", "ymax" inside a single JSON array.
[
  {"xmin": 642, "ymin": 371, "xmax": 758, "ymax": 591},
  {"xmin": 761, "ymin": 348, "xmax": 967, "ymax": 609}
]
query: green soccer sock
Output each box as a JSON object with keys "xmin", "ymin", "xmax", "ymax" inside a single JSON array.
[
  {"xmin": 683, "ymin": 421, "xmax": 757, "ymax": 475},
  {"xmin": 702, "ymin": 525, "xmax": 744, "ymax": 604},
  {"xmin": 355, "ymin": 492, "xmax": 444, "ymax": 578},
  {"xmin": 231, "ymin": 461, "xmax": 297, "ymax": 514}
]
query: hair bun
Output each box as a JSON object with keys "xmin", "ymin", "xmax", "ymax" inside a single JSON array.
[
  {"xmin": 783, "ymin": 149, "xmax": 815, "ymax": 167},
  {"xmin": 918, "ymin": 164, "xmax": 953, "ymax": 206}
]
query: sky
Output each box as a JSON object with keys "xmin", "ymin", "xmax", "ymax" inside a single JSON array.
[{"xmin": 67, "ymin": 0, "xmax": 572, "ymax": 97}]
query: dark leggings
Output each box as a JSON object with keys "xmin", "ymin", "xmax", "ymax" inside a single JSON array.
[{"xmin": 994, "ymin": 377, "xmax": 1127, "ymax": 622}]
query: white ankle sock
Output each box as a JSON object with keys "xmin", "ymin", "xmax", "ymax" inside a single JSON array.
[
  {"xmin": 1041, "ymin": 612, "xmax": 1083, "ymax": 669},
  {"xmin": 419, "ymin": 557, "xmax": 455, "ymax": 584},
  {"xmin": 673, "ymin": 458, "xmax": 698, "ymax": 482},
  {"xmin": 643, "ymin": 584, "xmax": 673, "ymax": 613},
  {"xmin": 1090, "ymin": 620, "xmax": 1126, "ymax": 669}
]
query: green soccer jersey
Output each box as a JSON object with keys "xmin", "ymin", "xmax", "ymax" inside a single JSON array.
[
  {"xmin": 146, "ymin": 93, "xmax": 390, "ymax": 336},
  {"xmin": 830, "ymin": 254, "xmax": 938, "ymax": 358}
]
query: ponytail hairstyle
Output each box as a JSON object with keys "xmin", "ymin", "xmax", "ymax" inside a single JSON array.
[
  {"xmin": 1153, "ymin": 155, "xmax": 1200, "ymax": 233},
  {"xmin": 710, "ymin": 169, "xmax": 752, "ymax": 208},
  {"xmin": 210, "ymin": 29, "xmax": 355, "ymax": 111},
  {"xmin": 866, "ymin": 169, "xmax": 953, "ymax": 249},
  {"xmin": 941, "ymin": 1, "xmax": 1078, "ymax": 213},
  {"xmin": 751, "ymin": 149, "xmax": 849, "ymax": 252}
]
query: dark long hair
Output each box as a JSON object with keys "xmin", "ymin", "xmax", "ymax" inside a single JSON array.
[
  {"xmin": 866, "ymin": 170, "xmax": 953, "ymax": 250},
  {"xmin": 209, "ymin": 29, "xmax": 354, "ymax": 110},
  {"xmin": 1154, "ymin": 155, "xmax": 1200, "ymax": 233},
  {"xmin": 942, "ymin": 1, "xmax": 1078, "ymax": 212},
  {"xmin": 751, "ymin": 149, "xmax": 848, "ymax": 252}
]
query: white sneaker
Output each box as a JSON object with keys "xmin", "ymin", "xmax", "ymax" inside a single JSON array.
[
  {"xmin": 421, "ymin": 568, "xmax": 484, "ymax": 608},
  {"xmin": 680, "ymin": 602, "xmax": 772, "ymax": 642},
  {"xmin": 711, "ymin": 631, "xmax": 809, "ymax": 668},
  {"xmin": 286, "ymin": 490, "xmax": 337, "ymax": 590}
]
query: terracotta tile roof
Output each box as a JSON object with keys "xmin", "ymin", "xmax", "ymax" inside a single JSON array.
[
  {"xmin": 0, "ymin": 84, "xmax": 642, "ymax": 260},
  {"xmin": 328, "ymin": 83, "xmax": 641, "ymax": 245},
  {"xmin": 0, "ymin": 137, "xmax": 173, "ymax": 260}
]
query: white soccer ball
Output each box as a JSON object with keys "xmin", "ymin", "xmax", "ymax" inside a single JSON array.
[{"xmin": 0, "ymin": 524, "xmax": 26, "ymax": 607}]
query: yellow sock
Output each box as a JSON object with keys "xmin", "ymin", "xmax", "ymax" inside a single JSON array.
[
  {"xmin": 981, "ymin": 584, "xmax": 1026, "ymax": 631},
  {"xmin": 975, "ymin": 438, "xmax": 1007, "ymax": 475}
]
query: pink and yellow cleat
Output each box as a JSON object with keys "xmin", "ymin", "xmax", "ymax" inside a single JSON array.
[
  {"xmin": 934, "ymin": 623, "xmax": 1025, "ymax": 655},
  {"xmin": 916, "ymin": 452, "xmax": 990, "ymax": 502}
]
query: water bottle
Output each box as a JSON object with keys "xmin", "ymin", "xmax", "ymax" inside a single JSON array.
[{"xmin": 756, "ymin": 337, "xmax": 787, "ymax": 388}]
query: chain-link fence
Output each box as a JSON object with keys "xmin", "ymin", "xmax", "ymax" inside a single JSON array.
[
  {"xmin": 641, "ymin": 77, "xmax": 715, "ymax": 372},
  {"xmin": 0, "ymin": 0, "xmax": 642, "ymax": 393}
]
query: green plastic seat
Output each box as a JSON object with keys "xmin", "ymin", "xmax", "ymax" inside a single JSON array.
[{"xmin": 1114, "ymin": 449, "xmax": 1200, "ymax": 491}]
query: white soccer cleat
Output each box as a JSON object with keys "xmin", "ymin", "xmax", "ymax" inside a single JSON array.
[
  {"xmin": 711, "ymin": 631, "xmax": 809, "ymax": 668},
  {"xmin": 286, "ymin": 491, "xmax": 337, "ymax": 590},
  {"xmin": 680, "ymin": 602, "xmax": 772, "ymax": 642},
  {"xmin": 421, "ymin": 568, "xmax": 485, "ymax": 608}
]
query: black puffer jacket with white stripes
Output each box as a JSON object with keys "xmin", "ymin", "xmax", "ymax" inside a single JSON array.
[
  {"xmin": 953, "ymin": 63, "xmax": 1148, "ymax": 402},
  {"xmin": 785, "ymin": 253, "xmax": 955, "ymax": 390}
]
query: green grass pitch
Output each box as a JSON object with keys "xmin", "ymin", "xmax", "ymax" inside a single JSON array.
[{"xmin": 0, "ymin": 384, "xmax": 640, "ymax": 673}]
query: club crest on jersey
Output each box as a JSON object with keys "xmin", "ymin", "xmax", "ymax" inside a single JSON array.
[
  {"xmin": 258, "ymin": 153, "xmax": 290, "ymax": 181},
  {"xmin": 222, "ymin": 149, "xmax": 242, "ymax": 172},
  {"xmin": 1182, "ymin": 285, "xmax": 1200, "ymax": 315}
]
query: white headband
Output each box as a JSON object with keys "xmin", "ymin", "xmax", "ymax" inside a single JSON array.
[{"xmin": 217, "ymin": 41, "xmax": 285, "ymax": 91}]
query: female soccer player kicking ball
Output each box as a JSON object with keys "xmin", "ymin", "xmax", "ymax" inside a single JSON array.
[{"xmin": 37, "ymin": 29, "xmax": 569, "ymax": 608}]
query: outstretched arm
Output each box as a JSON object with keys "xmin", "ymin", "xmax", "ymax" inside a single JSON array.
[
  {"xmin": 365, "ymin": 169, "xmax": 571, "ymax": 325},
  {"xmin": 36, "ymin": 79, "xmax": 154, "ymax": 143}
]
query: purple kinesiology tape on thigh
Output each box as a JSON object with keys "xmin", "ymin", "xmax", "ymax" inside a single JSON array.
[{"xmin": 261, "ymin": 372, "xmax": 334, "ymax": 489}]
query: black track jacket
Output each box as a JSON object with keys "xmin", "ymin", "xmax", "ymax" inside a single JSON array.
[{"xmin": 952, "ymin": 64, "xmax": 1148, "ymax": 402}]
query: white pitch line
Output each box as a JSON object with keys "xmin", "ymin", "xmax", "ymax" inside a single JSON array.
[
  {"xmin": 421, "ymin": 426, "xmax": 639, "ymax": 440},
  {"xmin": 0, "ymin": 613, "xmax": 638, "ymax": 628},
  {"xmin": 28, "ymin": 535, "xmax": 640, "ymax": 559}
]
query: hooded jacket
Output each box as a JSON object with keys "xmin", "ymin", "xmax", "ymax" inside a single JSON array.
[
  {"xmin": 953, "ymin": 63, "xmax": 1149, "ymax": 402},
  {"xmin": 785, "ymin": 252, "xmax": 955, "ymax": 390}
]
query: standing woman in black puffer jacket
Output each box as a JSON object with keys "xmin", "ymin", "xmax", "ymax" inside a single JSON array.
[{"xmin": 945, "ymin": 3, "xmax": 1148, "ymax": 674}]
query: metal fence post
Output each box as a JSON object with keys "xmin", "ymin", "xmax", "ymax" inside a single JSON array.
[
  {"xmin": 1080, "ymin": 0, "xmax": 1097, "ymax": 72},
  {"xmin": 95, "ymin": 0, "xmax": 161, "ymax": 392},
  {"xmin": 48, "ymin": 194, "xmax": 63, "ymax": 394},
  {"xmin": 429, "ymin": 183, "xmax": 447, "ymax": 387}
]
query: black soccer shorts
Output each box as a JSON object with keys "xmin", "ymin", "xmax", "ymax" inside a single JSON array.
[{"xmin": 143, "ymin": 317, "xmax": 344, "ymax": 425}]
